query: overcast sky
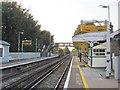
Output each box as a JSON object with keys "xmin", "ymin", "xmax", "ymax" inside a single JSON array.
[{"xmin": 16, "ymin": 0, "xmax": 119, "ymax": 43}]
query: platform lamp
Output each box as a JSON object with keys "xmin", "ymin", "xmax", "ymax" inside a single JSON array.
[
  {"xmin": 99, "ymin": 5, "xmax": 111, "ymax": 79},
  {"xmin": 18, "ymin": 31, "xmax": 24, "ymax": 59}
]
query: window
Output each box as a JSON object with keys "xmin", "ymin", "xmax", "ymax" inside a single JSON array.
[
  {"xmin": 93, "ymin": 49, "xmax": 105, "ymax": 56},
  {"xmin": 100, "ymin": 49, "xmax": 105, "ymax": 52},
  {"xmin": 0, "ymin": 48, "xmax": 3, "ymax": 57}
]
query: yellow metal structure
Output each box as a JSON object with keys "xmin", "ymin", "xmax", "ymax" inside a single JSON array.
[{"xmin": 80, "ymin": 25, "xmax": 107, "ymax": 32}]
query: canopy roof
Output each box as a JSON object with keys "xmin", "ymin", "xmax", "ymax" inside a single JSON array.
[{"xmin": 0, "ymin": 40, "xmax": 10, "ymax": 46}]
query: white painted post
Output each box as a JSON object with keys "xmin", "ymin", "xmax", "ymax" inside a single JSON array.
[{"xmin": 99, "ymin": 5, "xmax": 111, "ymax": 79}]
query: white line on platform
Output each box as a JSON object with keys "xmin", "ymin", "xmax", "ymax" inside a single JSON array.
[{"xmin": 63, "ymin": 56, "xmax": 74, "ymax": 89}]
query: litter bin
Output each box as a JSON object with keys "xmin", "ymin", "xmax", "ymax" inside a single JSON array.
[{"xmin": 115, "ymin": 56, "xmax": 120, "ymax": 79}]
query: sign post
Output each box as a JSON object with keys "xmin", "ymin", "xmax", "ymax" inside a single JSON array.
[{"xmin": 22, "ymin": 40, "xmax": 32, "ymax": 53}]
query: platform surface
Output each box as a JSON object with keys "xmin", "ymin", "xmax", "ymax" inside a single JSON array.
[
  {"xmin": 0, "ymin": 55, "xmax": 58, "ymax": 69},
  {"xmin": 65, "ymin": 56, "xmax": 119, "ymax": 89}
]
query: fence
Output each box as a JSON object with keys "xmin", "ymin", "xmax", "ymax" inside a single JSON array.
[{"xmin": 9, "ymin": 52, "xmax": 41, "ymax": 61}]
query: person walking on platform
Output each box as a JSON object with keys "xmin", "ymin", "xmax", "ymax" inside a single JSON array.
[{"xmin": 79, "ymin": 53, "xmax": 82, "ymax": 62}]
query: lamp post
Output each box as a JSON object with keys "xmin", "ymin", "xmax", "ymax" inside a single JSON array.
[
  {"xmin": 18, "ymin": 31, "xmax": 23, "ymax": 58},
  {"xmin": 36, "ymin": 38, "xmax": 38, "ymax": 58},
  {"xmin": 99, "ymin": 5, "xmax": 111, "ymax": 79},
  {"xmin": 18, "ymin": 31, "xmax": 24, "ymax": 52}
]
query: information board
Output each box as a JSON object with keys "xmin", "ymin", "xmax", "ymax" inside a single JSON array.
[{"xmin": 22, "ymin": 40, "xmax": 32, "ymax": 45}]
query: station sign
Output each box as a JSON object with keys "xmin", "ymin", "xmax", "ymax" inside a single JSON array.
[
  {"xmin": 22, "ymin": 40, "xmax": 32, "ymax": 45},
  {"xmin": 80, "ymin": 25, "xmax": 107, "ymax": 32}
]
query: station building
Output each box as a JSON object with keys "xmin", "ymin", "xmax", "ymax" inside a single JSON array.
[{"xmin": 0, "ymin": 40, "xmax": 10, "ymax": 63}]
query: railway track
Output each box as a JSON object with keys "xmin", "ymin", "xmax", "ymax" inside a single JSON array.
[
  {"xmin": 54, "ymin": 57, "xmax": 71, "ymax": 90},
  {"xmin": 2, "ymin": 55, "xmax": 71, "ymax": 90},
  {"xmin": 26, "ymin": 55, "xmax": 71, "ymax": 90},
  {"xmin": 2, "ymin": 57, "xmax": 60, "ymax": 82}
]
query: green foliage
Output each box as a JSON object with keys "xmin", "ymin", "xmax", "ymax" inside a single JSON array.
[
  {"xmin": 63, "ymin": 46, "xmax": 70, "ymax": 55},
  {"xmin": 38, "ymin": 30, "xmax": 51, "ymax": 50},
  {"xmin": 2, "ymin": 1, "xmax": 52, "ymax": 52},
  {"xmin": 53, "ymin": 47, "xmax": 59, "ymax": 54},
  {"xmin": 58, "ymin": 48, "xmax": 64, "ymax": 56}
]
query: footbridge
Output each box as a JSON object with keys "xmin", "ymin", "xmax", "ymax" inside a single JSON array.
[{"xmin": 54, "ymin": 42, "xmax": 74, "ymax": 47}]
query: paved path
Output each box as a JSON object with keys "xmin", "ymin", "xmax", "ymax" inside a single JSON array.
[{"xmin": 68, "ymin": 56, "xmax": 84, "ymax": 88}]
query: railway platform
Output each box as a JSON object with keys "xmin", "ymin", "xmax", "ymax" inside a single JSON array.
[
  {"xmin": 0, "ymin": 55, "xmax": 58, "ymax": 70},
  {"xmin": 64, "ymin": 56, "xmax": 119, "ymax": 89}
]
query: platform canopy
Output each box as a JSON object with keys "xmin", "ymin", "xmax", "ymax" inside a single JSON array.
[
  {"xmin": 0, "ymin": 40, "xmax": 10, "ymax": 46},
  {"xmin": 72, "ymin": 32, "xmax": 107, "ymax": 42}
]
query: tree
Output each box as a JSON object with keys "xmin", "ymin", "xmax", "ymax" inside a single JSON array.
[
  {"xmin": 53, "ymin": 47, "xmax": 59, "ymax": 54},
  {"xmin": 50, "ymin": 35, "xmax": 54, "ymax": 44},
  {"xmin": 58, "ymin": 48, "xmax": 64, "ymax": 56},
  {"xmin": 72, "ymin": 48, "xmax": 78, "ymax": 56},
  {"xmin": 2, "ymin": 1, "xmax": 41, "ymax": 51},
  {"xmin": 63, "ymin": 46, "xmax": 70, "ymax": 55},
  {"xmin": 38, "ymin": 30, "xmax": 51, "ymax": 50},
  {"xmin": 2, "ymin": 1, "xmax": 51, "ymax": 52}
]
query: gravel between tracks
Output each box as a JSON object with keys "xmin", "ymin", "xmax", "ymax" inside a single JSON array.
[
  {"xmin": 1, "ymin": 57, "xmax": 61, "ymax": 89},
  {"xmin": 36, "ymin": 57, "xmax": 71, "ymax": 89}
]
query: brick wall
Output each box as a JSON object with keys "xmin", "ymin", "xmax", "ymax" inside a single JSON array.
[{"xmin": 111, "ymin": 33, "xmax": 120, "ymax": 56}]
